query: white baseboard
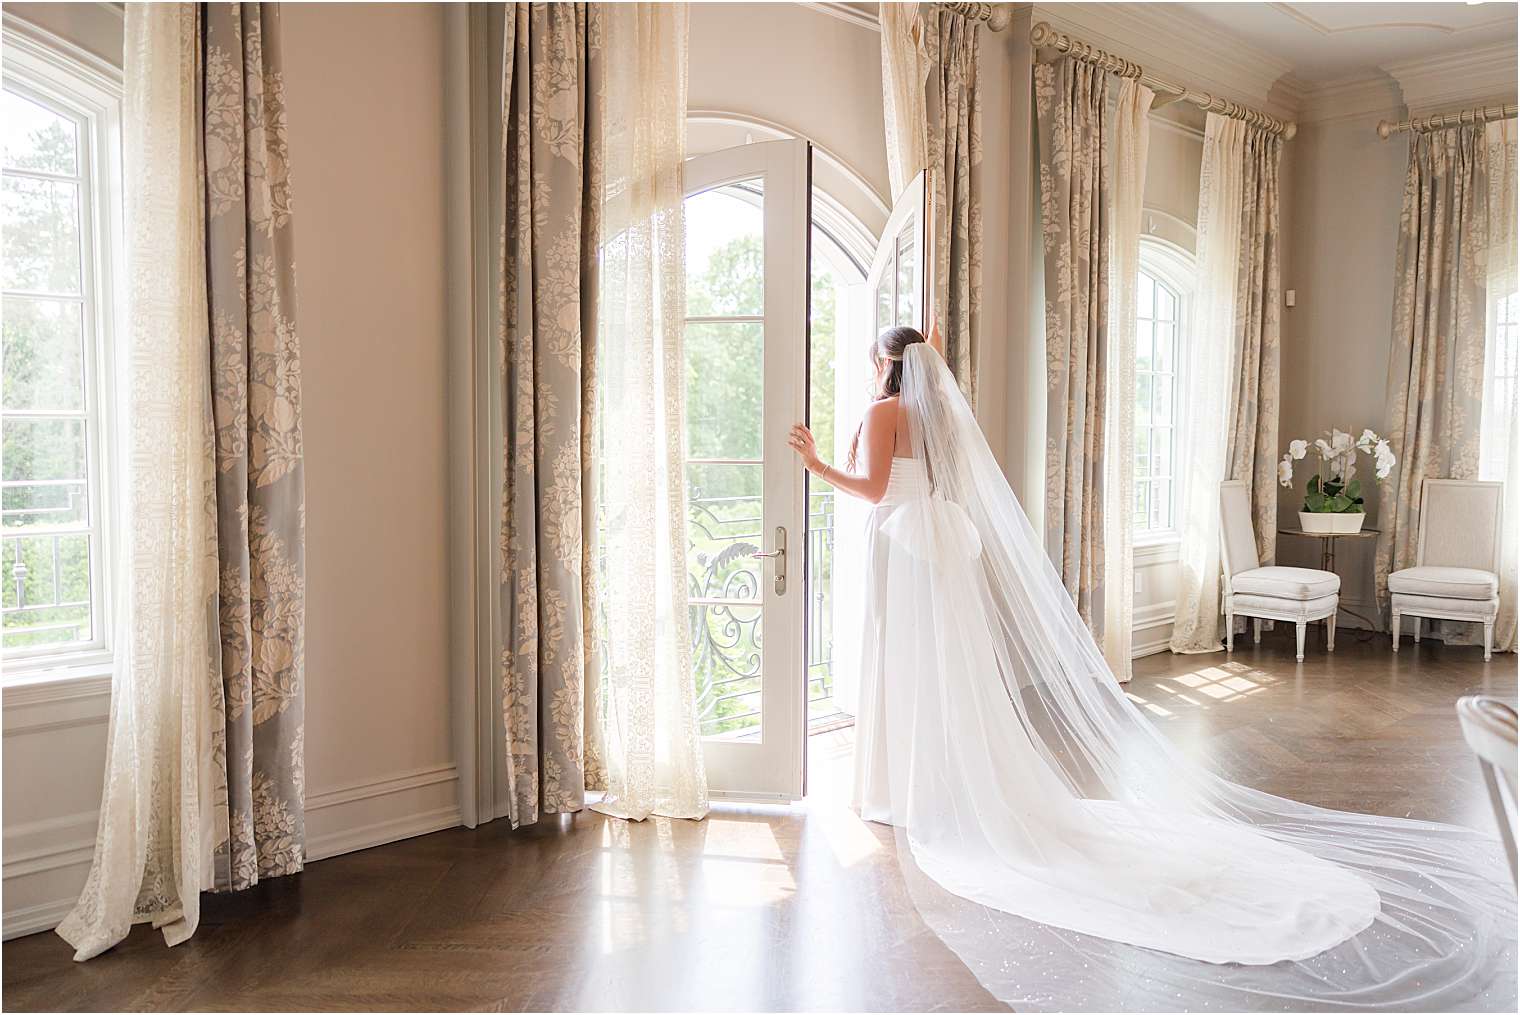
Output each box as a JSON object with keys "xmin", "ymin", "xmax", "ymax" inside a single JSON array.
[
  {"xmin": 1131, "ymin": 602, "xmax": 1176, "ymax": 658},
  {"xmin": 3, "ymin": 763, "xmax": 462, "ymax": 941},
  {"xmin": 3, "ymin": 898, "xmax": 77, "ymax": 941}
]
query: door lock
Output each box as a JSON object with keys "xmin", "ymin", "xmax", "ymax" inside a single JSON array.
[{"xmin": 751, "ymin": 526, "xmax": 787, "ymax": 595}]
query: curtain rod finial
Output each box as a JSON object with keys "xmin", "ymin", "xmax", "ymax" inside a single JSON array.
[
  {"xmin": 1284, "ymin": 122, "xmax": 1298, "ymax": 141},
  {"xmin": 1376, "ymin": 120, "xmax": 1393, "ymax": 140},
  {"xmin": 988, "ymin": 4, "xmax": 1012, "ymax": 31}
]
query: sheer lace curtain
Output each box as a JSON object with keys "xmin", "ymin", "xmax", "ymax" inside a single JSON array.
[
  {"xmin": 1101, "ymin": 79, "xmax": 1153, "ymax": 680},
  {"xmin": 879, "ymin": 2, "xmax": 929, "ymax": 199},
  {"xmin": 590, "ymin": 1, "xmax": 708, "ymax": 821},
  {"xmin": 1483, "ymin": 118, "xmax": 1518, "ymax": 651},
  {"xmin": 57, "ymin": 3, "xmax": 224, "ymax": 962},
  {"xmin": 1170, "ymin": 115, "xmax": 1247, "ymax": 653}
]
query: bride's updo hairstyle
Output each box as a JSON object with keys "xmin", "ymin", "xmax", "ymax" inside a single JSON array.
[
  {"xmin": 846, "ymin": 326, "xmax": 927, "ymax": 468},
  {"xmin": 872, "ymin": 325, "xmax": 927, "ymax": 398}
]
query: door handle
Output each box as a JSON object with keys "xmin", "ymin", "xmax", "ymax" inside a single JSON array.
[{"xmin": 751, "ymin": 526, "xmax": 787, "ymax": 595}]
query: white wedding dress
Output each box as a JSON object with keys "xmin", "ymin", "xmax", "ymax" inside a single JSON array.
[{"xmin": 850, "ymin": 345, "xmax": 1516, "ymax": 1011}]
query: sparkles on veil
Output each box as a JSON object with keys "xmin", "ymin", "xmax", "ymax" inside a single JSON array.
[{"xmin": 853, "ymin": 342, "xmax": 1515, "ymax": 1011}]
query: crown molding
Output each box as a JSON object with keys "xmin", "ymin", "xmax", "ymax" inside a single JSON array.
[
  {"xmin": 799, "ymin": 2, "xmax": 880, "ymax": 32},
  {"xmin": 1033, "ymin": 2, "xmax": 1299, "ymax": 119},
  {"xmin": 1294, "ymin": 72, "xmax": 1405, "ymax": 125},
  {"xmin": 1384, "ymin": 43, "xmax": 1518, "ymax": 117},
  {"xmin": 1267, "ymin": 1, "xmax": 1514, "ymax": 39}
]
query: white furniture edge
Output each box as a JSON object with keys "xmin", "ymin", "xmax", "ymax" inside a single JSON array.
[
  {"xmin": 1220, "ymin": 480, "xmax": 1338, "ymax": 662},
  {"xmin": 1391, "ymin": 478, "xmax": 1503, "ymax": 662}
]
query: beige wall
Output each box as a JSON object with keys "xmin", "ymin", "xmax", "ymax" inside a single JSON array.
[
  {"xmin": 281, "ymin": 1, "xmax": 458, "ymax": 835},
  {"xmin": 1275, "ymin": 112, "xmax": 1409, "ymax": 621},
  {"xmin": 3, "ymin": 1, "xmax": 460, "ymax": 939}
]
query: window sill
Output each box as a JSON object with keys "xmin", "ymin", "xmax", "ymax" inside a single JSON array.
[{"xmin": 3, "ymin": 660, "xmax": 114, "ymax": 709}]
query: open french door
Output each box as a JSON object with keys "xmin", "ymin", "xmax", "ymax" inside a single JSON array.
[
  {"xmin": 682, "ymin": 139, "xmax": 811, "ymax": 800},
  {"xmin": 866, "ymin": 169, "xmax": 930, "ymax": 336}
]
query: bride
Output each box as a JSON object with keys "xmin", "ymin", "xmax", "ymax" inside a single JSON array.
[{"xmin": 788, "ymin": 326, "xmax": 1515, "ymax": 1011}]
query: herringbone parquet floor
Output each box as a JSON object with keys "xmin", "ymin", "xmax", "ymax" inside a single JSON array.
[{"xmin": 3, "ymin": 632, "xmax": 1513, "ymax": 1012}]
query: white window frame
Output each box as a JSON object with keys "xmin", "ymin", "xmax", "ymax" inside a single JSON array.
[
  {"xmin": 1480, "ymin": 289, "xmax": 1519, "ymax": 482},
  {"xmin": 1133, "ymin": 236, "xmax": 1194, "ymax": 550},
  {"xmin": 1, "ymin": 17, "xmax": 125, "ymax": 684}
]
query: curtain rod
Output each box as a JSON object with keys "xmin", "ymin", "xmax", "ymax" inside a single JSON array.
[
  {"xmin": 1029, "ymin": 21, "xmax": 1297, "ymax": 140},
  {"xmin": 1377, "ymin": 102, "xmax": 1519, "ymax": 139},
  {"xmin": 937, "ymin": 2, "xmax": 1012, "ymax": 31}
]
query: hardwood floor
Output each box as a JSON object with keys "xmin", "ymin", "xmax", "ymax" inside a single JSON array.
[{"xmin": 3, "ymin": 633, "xmax": 1513, "ymax": 1012}]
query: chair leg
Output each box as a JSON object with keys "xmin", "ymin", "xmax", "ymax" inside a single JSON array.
[
  {"xmin": 1295, "ymin": 620, "xmax": 1307, "ymax": 662},
  {"xmin": 1327, "ymin": 611, "xmax": 1337, "ymax": 653},
  {"xmin": 1253, "ymin": 618, "xmax": 1262, "ymax": 645},
  {"xmin": 1484, "ymin": 621, "xmax": 1494, "ymax": 663},
  {"xmin": 1226, "ymin": 611, "xmax": 1235, "ymax": 653},
  {"xmin": 1413, "ymin": 617, "xmax": 1421, "ymax": 643},
  {"xmin": 1391, "ymin": 610, "xmax": 1401, "ymax": 652}
]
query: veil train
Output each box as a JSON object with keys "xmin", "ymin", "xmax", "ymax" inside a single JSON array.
[{"xmin": 859, "ymin": 343, "xmax": 1516, "ymax": 1011}]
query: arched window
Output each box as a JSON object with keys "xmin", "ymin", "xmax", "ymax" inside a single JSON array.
[{"xmin": 1135, "ymin": 239, "xmax": 1193, "ymax": 540}]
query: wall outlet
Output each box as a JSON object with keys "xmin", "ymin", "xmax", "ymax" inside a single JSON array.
[{"xmin": 1285, "ymin": 289, "xmax": 1297, "ymax": 307}]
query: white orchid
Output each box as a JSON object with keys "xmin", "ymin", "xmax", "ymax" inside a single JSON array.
[
  {"xmin": 1373, "ymin": 438, "xmax": 1395, "ymax": 480},
  {"xmin": 1280, "ymin": 427, "xmax": 1397, "ymax": 512}
]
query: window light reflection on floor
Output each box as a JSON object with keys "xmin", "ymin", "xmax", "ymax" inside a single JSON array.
[{"xmin": 1125, "ymin": 662, "xmax": 1279, "ymax": 717}]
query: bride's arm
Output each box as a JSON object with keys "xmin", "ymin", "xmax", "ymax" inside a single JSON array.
[{"xmin": 789, "ymin": 400, "xmax": 897, "ymax": 505}]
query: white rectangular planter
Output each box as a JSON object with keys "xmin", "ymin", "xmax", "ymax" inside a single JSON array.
[{"xmin": 1298, "ymin": 510, "xmax": 1366, "ymax": 534}]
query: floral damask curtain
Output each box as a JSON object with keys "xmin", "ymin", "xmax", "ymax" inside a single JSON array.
[
  {"xmin": 1035, "ymin": 56, "xmax": 1110, "ymax": 633},
  {"xmin": 1224, "ymin": 126, "xmax": 1283, "ymax": 569},
  {"xmin": 879, "ymin": 2, "xmax": 981, "ymax": 398},
  {"xmin": 202, "ymin": 1, "xmax": 306, "ymax": 892},
  {"xmin": 497, "ymin": 2, "xmax": 604, "ymax": 828},
  {"xmin": 924, "ymin": 7, "xmax": 982, "ymax": 401},
  {"xmin": 1375, "ymin": 125, "xmax": 1489, "ymax": 619}
]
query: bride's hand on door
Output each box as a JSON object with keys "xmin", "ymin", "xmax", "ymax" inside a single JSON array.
[{"xmin": 789, "ymin": 424, "xmax": 820, "ymax": 472}]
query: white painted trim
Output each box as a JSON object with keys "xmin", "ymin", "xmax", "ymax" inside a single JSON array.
[
  {"xmin": 2, "ymin": 675, "xmax": 111, "ymax": 736},
  {"xmin": 304, "ymin": 805, "xmax": 462, "ymax": 865},
  {"xmin": 3, "ymin": 767, "xmax": 464, "ymax": 940},
  {"xmin": 305, "ymin": 764, "xmax": 460, "ymax": 813},
  {"xmin": 798, "ymin": 2, "xmax": 880, "ymax": 33},
  {"xmin": 1384, "ymin": 43, "xmax": 1518, "ymax": 116},
  {"xmin": 4, "ymin": 899, "xmax": 78, "ymax": 941}
]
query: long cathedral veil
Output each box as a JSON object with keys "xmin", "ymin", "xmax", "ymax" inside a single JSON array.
[{"xmin": 881, "ymin": 343, "xmax": 1515, "ymax": 1011}]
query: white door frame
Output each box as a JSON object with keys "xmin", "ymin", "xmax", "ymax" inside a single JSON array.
[{"xmin": 684, "ymin": 139, "xmax": 811, "ymax": 801}]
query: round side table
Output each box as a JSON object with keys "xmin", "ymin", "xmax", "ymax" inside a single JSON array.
[{"xmin": 1277, "ymin": 527, "xmax": 1381, "ymax": 631}]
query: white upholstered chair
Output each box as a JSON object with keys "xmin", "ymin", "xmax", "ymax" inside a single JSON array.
[
  {"xmin": 1388, "ymin": 479, "xmax": 1503, "ymax": 662},
  {"xmin": 1455, "ymin": 695, "xmax": 1518, "ymax": 884},
  {"xmin": 1219, "ymin": 481, "xmax": 1340, "ymax": 662}
]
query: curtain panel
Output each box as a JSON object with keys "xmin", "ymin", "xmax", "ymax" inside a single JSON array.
[
  {"xmin": 1374, "ymin": 125, "xmax": 1490, "ymax": 627},
  {"xmin": 879, "ymin": 2, "xmax": 928, "ymax": 200},
  {"xmin": 590, "ymin": 3, "xmax": 707, "ymax": 821},
  {"xmin": 1170, "ymin": 116, "xmax": 1281, "ymax": 654},
  {"xmin": 1224, "ymin": 126, "xmax": 1284, "ymax": 569},
  {"xmin": 1484, "ymin": 120, "xmax": 1518, "ymax": 652},
  {"xmin": 497, "ymin": 2, "xmax": 604, "ymax": 828},
  {"xmin": 879, "ymin": 3, "xmax": 980, "ymax": 398},
  {"xmin": 202, "ymin": 1, "xmax": 306, "ymax": 891},
  {"xmin": 924, "ymin": 7, "xmax": 982, "ymax": 402},
  {"xmin": 1035, "ymin": 56, "xmax": 1110, "ymax": 634},
  {"xmin": 1101, "ymin": 78, "xmax": 1153, "ymax": 680},
  {"xmin": 59, "ymin": 3, "xmax": 224, "ymax": 962}
]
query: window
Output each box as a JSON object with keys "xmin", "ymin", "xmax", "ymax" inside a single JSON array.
[
  {"xmin": 1, "ymin": 27, "xmax": 122, "ymax": 675},
  {"xmin": 1134, "ymin": 240, "xmax": 1192, "ymax": 541},
  {"xmin": 1480, "ymin": 290, "xmax": 1519, "ymax": 482}
]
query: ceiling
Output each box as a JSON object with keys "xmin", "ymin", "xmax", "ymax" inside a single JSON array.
[{"xmin": 1175, "ymin": 2, "xmax": 1518, "ymax": 83}]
